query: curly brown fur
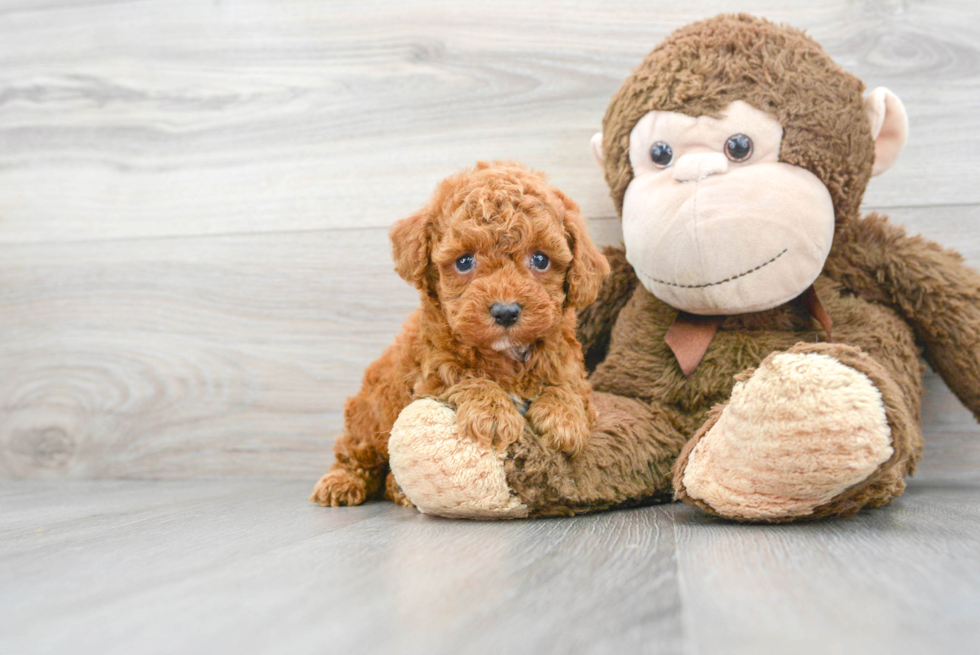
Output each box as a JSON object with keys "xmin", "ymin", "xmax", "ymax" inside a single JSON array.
[{"xmin": 311, "ymin": 161, "xmax": 609, "ymax": 507}]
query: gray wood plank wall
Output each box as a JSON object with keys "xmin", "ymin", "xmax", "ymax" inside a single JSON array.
[{"xmin": 1, "ymin": 0, "xmax": 978, "ymax": 479}]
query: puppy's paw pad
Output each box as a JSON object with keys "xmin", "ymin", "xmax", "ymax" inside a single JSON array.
[{"xmin": 310, "ymin": 469, "xmax": 368, "ymax": 507}]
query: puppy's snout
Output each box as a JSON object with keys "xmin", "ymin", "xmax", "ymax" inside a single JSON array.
[{"xmin": 490, "ymin": 302, "xmax": 522, "ymax": 327}]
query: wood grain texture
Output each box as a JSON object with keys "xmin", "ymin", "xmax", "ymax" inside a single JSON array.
[
  {"xmin": 674, "ymin": 434, "xmax": 980, "ymax": 654},
  {"xmin": 3, "ymin": 2, "xmax": 979, "ymax": 651},
  {"xmin": 0, "ymin": 0, "xmax": 978, "ymax": 243},
  {"xmin": 1, "ymin": 0, "xmax": 979, "ymax": 479},
  {"xmin": 0, "ymin": 229, "xmax": 417, "ymax": 478},
  {"xmin": 1, "ymin": 430, "xmax": 978, "ymax": 655},
  {"xmin": 1, "ymin": 208, "xmax": 977, "ymax": 479},
  {"xmin": 0, "ymin": 480, "xmax": 684, "ymax": 655}
]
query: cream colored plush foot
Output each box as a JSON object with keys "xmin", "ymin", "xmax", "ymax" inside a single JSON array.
[
  {"xmin": 388, "ymin": 399, "xmax": 528, "ymax": 519},
  {"xmin": 681, "ymin": 351, "xmax": 894, "ymax": 521}
]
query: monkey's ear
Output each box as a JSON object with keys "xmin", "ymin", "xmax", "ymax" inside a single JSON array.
[
  {"xmin": 864, "ymin": 87, "xmax": 908, "ymax": 177},
  {"xmin": 590, "ymin": 132, "xmax": 605, "ymax": 168},
  {"xmin": 554, "ymin": 189, "xmax": 611, "ymax": 309},
  {"xmin": 390, "ymin": 207, "xmax": 435, "ymax": 292}
]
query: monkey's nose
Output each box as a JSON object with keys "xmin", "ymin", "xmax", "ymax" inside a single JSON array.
[
  {"xmin": 490, "ymin": 302, "xmax": 522, "ymax": 327},
  {"xmin": 672, "ymin": 152, "xmax": 729, "ymax": 182}
]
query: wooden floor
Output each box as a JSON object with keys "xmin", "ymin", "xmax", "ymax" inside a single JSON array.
[
  {"xmin": 3, "ymin": 1, "xmax": 980, "ymax": 653},
  {"xmin": 2, "ymin": 430, "xmax": 979, "ymax": 655}
]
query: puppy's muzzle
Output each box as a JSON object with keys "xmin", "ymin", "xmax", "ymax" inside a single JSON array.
[{"xmin": 490, "ymin": 302, "xmax": 522, "ymax": 327}]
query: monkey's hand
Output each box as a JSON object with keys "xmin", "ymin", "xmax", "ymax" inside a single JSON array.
[{"xmin": 445, "ymin": 378, "xmax": 527, "ymax": 451}]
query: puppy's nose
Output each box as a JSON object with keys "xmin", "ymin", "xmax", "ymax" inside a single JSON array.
[{"xmin": 490, "ymin": 302, "xmax": 522, "ymax": 327}]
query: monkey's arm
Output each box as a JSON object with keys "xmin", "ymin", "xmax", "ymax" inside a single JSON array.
[
  {"xmin": 827, "ymin": 213, "xmax": 980, "ymax": 421},
  {"xmin": 576, "ymin": 245, "xmax": 640, "ymax": 372}
]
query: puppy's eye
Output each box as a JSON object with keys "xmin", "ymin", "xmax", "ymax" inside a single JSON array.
[
  {"xmin": 649, "ymin": 141, "xmax": 673, "ymax": 168},
  {"xmin": 529, "ymin": 252, "xmax": 550, "ymax": 271},
  {"xmin": 724, "ymin": 134, "xmax": 753, "ymax": 162},
  {"xmin": 454, "ymin": 254, "xmax": 475, "ymax": 273}
]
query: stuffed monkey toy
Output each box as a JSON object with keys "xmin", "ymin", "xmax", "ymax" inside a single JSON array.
[{"xmin": 386, "ymin": 14, "xmax": 980, "ymax": 522}]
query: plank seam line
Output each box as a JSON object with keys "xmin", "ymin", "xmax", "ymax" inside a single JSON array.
[
  {"xmin": 0, "ymin": 203, "xmax": 975, "ymax": 249},
  {"xmin": 672, "ymin": 510, "xmax": 699, "ymax": 655}
]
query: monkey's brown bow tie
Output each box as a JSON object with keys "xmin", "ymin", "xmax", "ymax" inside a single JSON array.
[{"xmin": 664, "ymin": 286, "xmax": 833, "ymax": 377}]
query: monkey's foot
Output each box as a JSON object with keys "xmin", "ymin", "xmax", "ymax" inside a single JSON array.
[
  {"xmin": 674, "ymin": 346, "xmax": 896, "ymax": 522},
  {"xmin": 388, "ymin": 399, "xmax": 528, "ymax": 519}
]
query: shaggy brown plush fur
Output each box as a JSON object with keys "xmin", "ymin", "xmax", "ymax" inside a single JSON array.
[
  {"xmin": 310, "ymin": 161, "xmax": 609, "ymax": 507},
  {"xmin": 484, "ymin": 14, "xmax": 980, "ymax": 520},
  {"xmin": 599, "ymin": 13, "xmax": 873, "ymax": 221}
]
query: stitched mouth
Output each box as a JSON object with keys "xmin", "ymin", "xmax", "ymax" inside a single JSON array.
[{"xmin": 637, "ymin": 248, "xmax": 787, "ymax": 289}]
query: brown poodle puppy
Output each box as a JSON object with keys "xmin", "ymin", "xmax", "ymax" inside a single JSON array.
[{"xmin": 311, "ymin": 161, "xmax": 610, "ymax": 507}]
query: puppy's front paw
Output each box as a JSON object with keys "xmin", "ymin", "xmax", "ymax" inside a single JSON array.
[
  {"xmin": 526, "ymin": 399, "xmax": 590, "ymax": 457},
  {"xmin": 456, "ymin": 399, "xmax": 526, "ymax": 451},
  {"xmin": 310, "ymin": 468, "xmax": 369, "ymax": 507}
]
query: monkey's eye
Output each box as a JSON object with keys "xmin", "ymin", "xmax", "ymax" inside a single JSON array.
[
  {"xmin": 649, "ymin": 141, "xmax": 673, "ymax": 168},
  {"xmin": 529, "ymin": 252, "xmax": 550, "ymax": 271},
  {"xmin": 454, "ymin": 254, "xmax": 475, "ymax": 273},
  {"xmin": 724, "ymin": 134, "xmax": 753, "ymax": 162}
]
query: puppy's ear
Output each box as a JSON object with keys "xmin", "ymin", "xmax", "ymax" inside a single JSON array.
[
  {"xmin": 555, "ymin": 189, "xmax": 610, "ymax": 309},
  {"xmin": 390, "ymin": 207, "xmax": 435, "ymax": 293}
]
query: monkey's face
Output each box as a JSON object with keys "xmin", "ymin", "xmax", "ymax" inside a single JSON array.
[{"xmin": 621, "ymin": 101, "xmax": 835, "ymax": 315}]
